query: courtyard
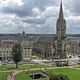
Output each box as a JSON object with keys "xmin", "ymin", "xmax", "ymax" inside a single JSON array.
[
  {"xmin": 1, "ymin": 64, "xmax": 80, "ymax": 80},
  {"xmin": 14, "ymin": 67, "xmax": 80, "ymax": 80}
]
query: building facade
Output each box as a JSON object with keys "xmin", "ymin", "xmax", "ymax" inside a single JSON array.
[
  {"xmin": 55, "ymin": 1, "xmax": 67, "ymax": 59},
  {"xmin": 0, "ymin": 34, "xmax": 33, "ymax": 60},
  {"xmin": 33, "ymin": 1, "xmax": 67, "ymax": 59}
]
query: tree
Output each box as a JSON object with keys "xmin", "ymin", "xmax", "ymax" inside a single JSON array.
[
  {"xmin": 12, "ymin": 42, "xmax": 23, "ymax": 68},
  {"xmin": 58, "ymin": 74, "xmax": 69, "ymax": 80},
  {"xmin": 49, "ymin": 74, "xmax": 69, "ymax": 80},
  {"xmin": 49, "ymin": 71, "xmax": 55, "ymax": 80}
]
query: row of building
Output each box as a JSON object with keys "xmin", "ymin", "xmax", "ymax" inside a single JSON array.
[
  {"xmin": 0, "ymin": 33, "xmax": 80, "ymax": 61},
  {"xmin": 0, "ymin": 32, "xmax": 34, "ymax": 61}
]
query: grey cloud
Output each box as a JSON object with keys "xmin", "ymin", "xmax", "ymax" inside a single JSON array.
[
  {"xmin": 2, "ymin": 6, "xmax": 33, "ymax": 17},
  {"xmin": 64, "ymin": 0, "xmax": 80, "ymax": 16},
  {"xmin": 23, "ymin": 18, "xmax": 45, "ymax": 24},
  {"xmin": 1, "ymin": 0, "xmax": 59, "ymax": 17},
  {"xmin": 72, "ymin": 0, "xmax": 80, "ymax": 16},
  {"xmin": 23, "ymin": 0, "xmax": 59, "ymax": 10},
  {"xmin": 0, "ymin": 0, "xmax": 80, "ymax": 34},
  {"xmin": 66, "ymin": 19, "xmax": 80, "ymax": 34}
]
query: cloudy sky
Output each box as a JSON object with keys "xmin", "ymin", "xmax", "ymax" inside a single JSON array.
[{"xmin": 0, "ymin": 0, "xmax": 80, "ymax": 34}]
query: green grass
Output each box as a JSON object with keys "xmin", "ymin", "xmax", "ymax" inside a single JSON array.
[
  {"xmin": 14, "ymin": 68, "xmax": 80, "ymax": 80},
  {"xmin": 0, "ymin": 72, "xmax": 9, "ymax": 80},
  {"xmin": 14, "ymin": 70, "xmax": 49, "ymax": 80},
  {"xmin": 0, "ymin": 64, "xmax": 51, "ymax": 71},
  {"xmin": 14, "ymin": 72, "xmax": 32, "ymax": 80},
  {"xmin": 46, "ymin": 68, "xmax": 80, "ymax": 80}
]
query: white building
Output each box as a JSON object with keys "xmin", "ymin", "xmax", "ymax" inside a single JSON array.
[
  {"xmin": 0, "ymin": 39, "xmax": 33, "ymax": 61},
  {"xmin": 21, "ymin": 40, "xmax": 33, "ymax": 59}
]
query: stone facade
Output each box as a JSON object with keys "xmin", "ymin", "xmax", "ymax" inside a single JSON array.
[
  {"xmin": 0, "ymin": 37, "xmax": 33, "ymax": 60},
  {"xmin": 55, "ymin": 1, "xmax": 67, "ymax": 59}
]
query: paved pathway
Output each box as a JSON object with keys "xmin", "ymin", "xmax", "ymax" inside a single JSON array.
[
  {"xmin": 7, "ymin": 74, "xmax": 13, "ymax": 80},
  {"xmin": 7, "ymin": 70, "xmax": 22, "ymax": 80}
]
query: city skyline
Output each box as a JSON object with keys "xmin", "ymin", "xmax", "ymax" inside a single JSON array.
[{"xmin": 0, "ymin": 0, "xmax": 80, "ymax": 34}]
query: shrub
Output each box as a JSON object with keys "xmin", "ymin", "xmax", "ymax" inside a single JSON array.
[{"xmin": 49, "ymin": 74, "xmax": 69, "ymax": 80}]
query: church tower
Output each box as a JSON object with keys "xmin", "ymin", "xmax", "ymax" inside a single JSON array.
[
  {"xmin": 56, "ymin": 1, "xmax": 66, "ymax": 38},
  {"xmin": 55, "ymin": 1, "xmax": 67, "ymax": 59}
]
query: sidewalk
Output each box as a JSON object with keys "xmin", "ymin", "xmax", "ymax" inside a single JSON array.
[
  {"xmin": 7, "ymin": 75, "xmax": 13, "ymax": 80},
  {"xmin": 7, "ymin": 70, "xmax": 22, "ymax": 80}
]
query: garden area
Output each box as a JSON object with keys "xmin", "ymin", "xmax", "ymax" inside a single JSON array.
[
  {"xmin": 46, "ymin": 68, "xmax": 80, "ymax": 80},
  {"xmin": 1, "ymin": 63, "xmax": 80, "ymax": 80},
  {"xmin": 14, "ymin": 68, "xmax": 80, "ymax": 80},
  {"xmin": 14, "ymin": 70, "xmax": 49, "ymax": 80}
]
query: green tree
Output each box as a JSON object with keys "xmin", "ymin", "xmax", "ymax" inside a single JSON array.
[
  {"xmin": 50, "ymin": 74, "xmax": 69, "ymax": 80},
  {"xmin": 12, "ymin": 42, "xmax": 23, "ymax": 68}
]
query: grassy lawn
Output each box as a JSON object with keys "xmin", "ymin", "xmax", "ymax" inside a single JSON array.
[
  {"xmin": 14, "ymin": 70, "xmax": 49, "ymax": 80},
  {"xmin": 46, "ymin": 68, "xmax": 80, "ymax": 80},
  {"xmin": 0, "ymin": 64, "xmax": 51, "ymax": 71},
  {"xmin": 0, "ymin": 72, "xmax": 9, "ymax": 80},
  {"xmin": 14, "ymin": 68, "xmax": 80, "ymax": 80},
  {"xmin": 14, "ymin": 72, "xmax": 32, "ymax": 80}
]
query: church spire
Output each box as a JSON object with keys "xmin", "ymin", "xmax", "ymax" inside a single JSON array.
[
  {"xmin": 59, "ymin": 0, "xmax": 64, "ymax": 19},
  {"xmin": 56, "ymin": 0, "xmax": 66, "ymax": 38}
]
